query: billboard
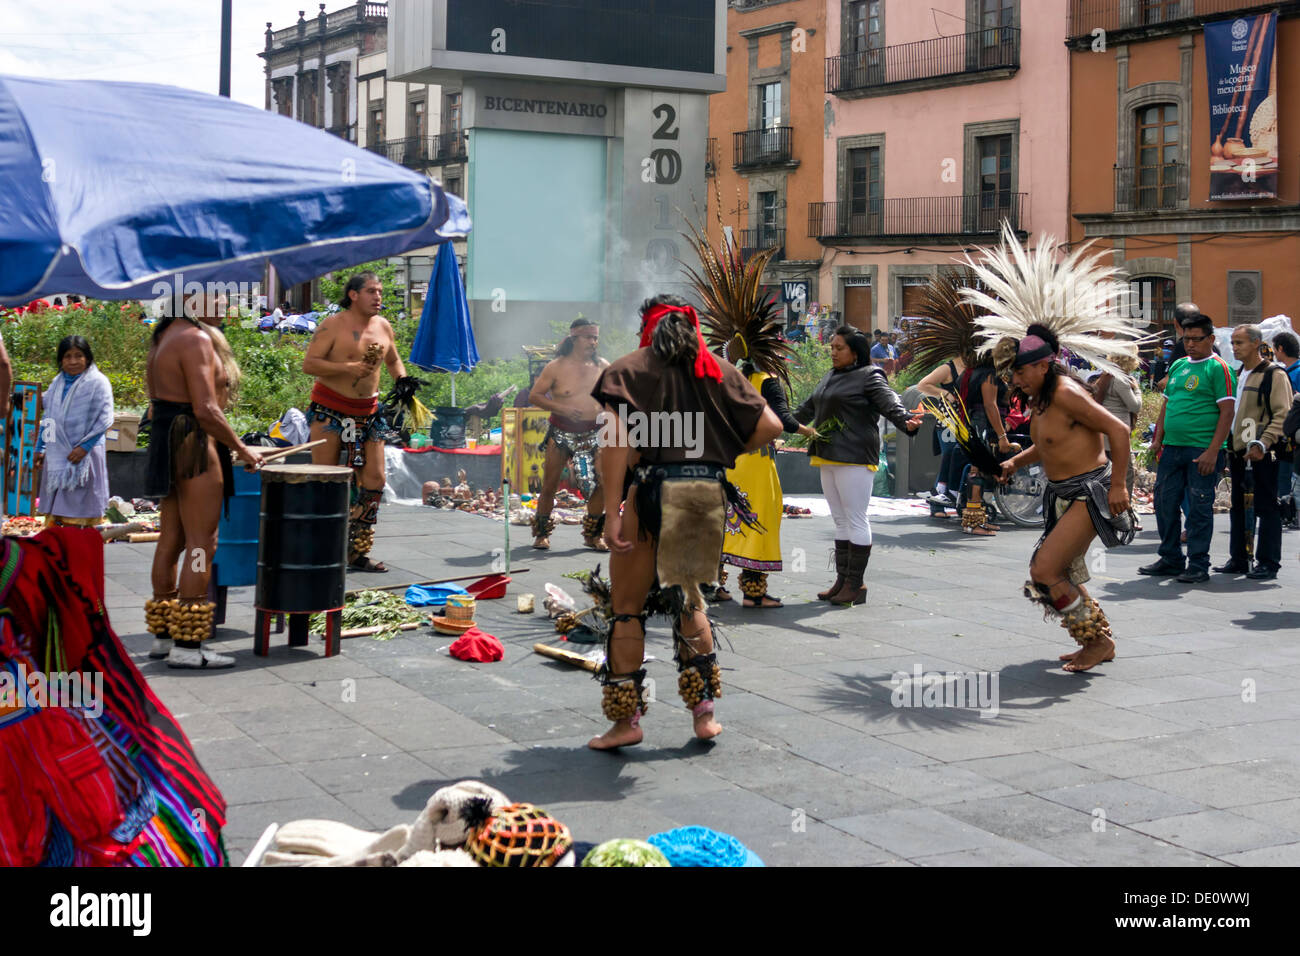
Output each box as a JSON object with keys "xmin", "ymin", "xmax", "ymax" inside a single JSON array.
[{"xmin": 1206, "ymin": 13, "xmax": 1278, "ymax": 201}]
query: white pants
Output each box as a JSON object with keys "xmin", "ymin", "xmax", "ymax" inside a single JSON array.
[{"xmin": 819, "ymin": 464, "xmax": 875, "ymax": 547}]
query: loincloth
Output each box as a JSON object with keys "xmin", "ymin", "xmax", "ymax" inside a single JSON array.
[
  {"xmin": 541, "ymin": 422, "xmax": 602, "ymax": 496},
  {"xmin": 144, "ymin": 400, "xmax": 233, "ymax": 502},
  {"xmin": 631, "ymin": 462, "xmax": 759, "ymax": 612},
  {"xmin": 1033, "ymin": 463, "xmax": 1136, "ymax": 586},
  {"xmin": 309, "ymin": 383, "xmax": 383, "ymax": 469}
]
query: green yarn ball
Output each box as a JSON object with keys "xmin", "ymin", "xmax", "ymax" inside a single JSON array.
[{"xmin": 581, "ymin": 839, "xmax": 672, "ymax": 867}]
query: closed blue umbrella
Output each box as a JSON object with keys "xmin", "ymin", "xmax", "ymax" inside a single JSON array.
[
  {"xmin": 0, "ymin": 75, "xmax": 470, "ymax": 304},
  {"xmin": 410, "ymin": 240, "xmax": 478, "ymax": 405}
]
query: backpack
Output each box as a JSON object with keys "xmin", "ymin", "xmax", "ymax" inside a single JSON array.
[{"xmin": 1258, "ymin": 363, "xmax": 1295, "ymax": 455}]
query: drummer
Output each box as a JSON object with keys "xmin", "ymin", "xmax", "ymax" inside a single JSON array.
[
  {"xmin": 302, "ymin": 272, "xmax": 420, "ymax": 573},
  {"xmin": 145, "ymin": 292, "xmax": 264, "ymax": 669}
]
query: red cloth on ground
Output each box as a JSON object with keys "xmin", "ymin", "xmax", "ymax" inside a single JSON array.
[{"xmin": 449, "ymin": 627, "xmax": 504, "ymax": 663}]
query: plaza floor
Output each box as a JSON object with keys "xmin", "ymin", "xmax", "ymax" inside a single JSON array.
[{"xmin": 102, "ymin": 503, "xmax": 1300, "ymax": 866}]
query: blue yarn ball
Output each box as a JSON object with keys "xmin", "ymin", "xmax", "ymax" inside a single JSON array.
[{"xmin": 646, "ymin": 827, "xmax": 764, "ymax": 867}]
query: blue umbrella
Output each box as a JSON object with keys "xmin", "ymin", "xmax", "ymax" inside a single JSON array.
[
  {"xmin": 410, "ymin": 240, "xmax": 478, "ymax": 405},
  {"xmin": 0, "ymin": 75, "xmax": 470, "ymax": 305}
]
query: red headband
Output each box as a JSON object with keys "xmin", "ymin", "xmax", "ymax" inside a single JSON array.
[{"xmin": 639, "ymin": 304, "xmax": 723, "ymax": 382}]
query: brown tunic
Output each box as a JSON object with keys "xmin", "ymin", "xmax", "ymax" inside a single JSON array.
[{"xmin": 592, "ymin": 349, "xmax": 768, "ymax": 468}]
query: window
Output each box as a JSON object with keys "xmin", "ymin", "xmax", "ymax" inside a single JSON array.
[
  {"xmin": 848, "ymin": 1, "xmax": 883, "ymax": 53},
  {"xmin": 760, "ymin": 82, "xmax": 782, "ymax": 129},
  {"xmin": 1136, "ymin": 104, "xmax": 1179, "ymax": 210},
  {"xmin": 298, "ymin": 72, "xmax": 318, "ymax": 126},
  {"xmin": 758, "ymin": 191, "xmax": 779, "ymax": 247},
  {"xmin": 368, "ymin": 107, "xmax": 385, "ymax": 149},
  {"xmin": 445, "ymin": 92, "xmax": 462, "ymax": 133},
  {"xmin": 848, "ymin": 146, "xmax": 882, "ymax": 233},
  {"xmin": 1133, "ymin": 276, "xmax": 1176, "ymax": 340},
  {"xmin": 845, "ymin": 1, "xmax": 884, "ymax": 87},
  {"xmin": 1141, "ymin": 0, "xmax": 1182, "ymax": 25},
  {"xmin": 445, "ymin": 176, "xmax": 462, "ymax": 197},
  {"xmin": 979, "ymin": 0, "xmax": 1015, "ymax": 65},
  {"xmin": 977, "ymin": 133, "xmax": 1012, "ymax": 229},
  {"xmin": 407, "ymin": 100, "xmax": 427, "ymax": 160}
]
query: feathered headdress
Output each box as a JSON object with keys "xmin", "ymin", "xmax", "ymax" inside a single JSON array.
[
  {"xmin": 681, "ymin": 210, "xmax": 793, "ymax": 390},
  {"xmin": 903, "ymin": 268, "xmax": 988, "ymax": 371},
  {"xmin": 959, "ymin": 223, "xmax": 1149, "ymax": 378}
]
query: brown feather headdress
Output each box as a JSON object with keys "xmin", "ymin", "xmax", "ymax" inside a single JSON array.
[
  {"xmin": 903, "ymin": 268, "xmax": 988, "ymax": 371},
  {"xmin": 681, "ymin": 211, "xmax": 793, "ymax": 390}
]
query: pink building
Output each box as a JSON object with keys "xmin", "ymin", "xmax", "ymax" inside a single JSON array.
[{"xmin": 814, "ymin": 0, "xmax": 1069, "ymax": 333}]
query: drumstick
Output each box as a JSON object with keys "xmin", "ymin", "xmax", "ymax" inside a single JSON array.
[{"xmin": 233, "ymin": 439, "xmax": 326, "ymax": 465}]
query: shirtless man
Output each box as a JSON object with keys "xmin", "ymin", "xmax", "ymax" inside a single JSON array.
[
  {"xmin": 302, "ymin": 272, "xmax": 413, "ymax": 573},
  {"xmin": 145, "ymin": 294, "xmax": 264, "ymax": 669},
  {"xmin": 998, "ymin": 325, "xmax": 1134, "ymax": 672},
  {"xmin": 527, "ymin": 317, "xmax": 611, "ymax": 550}
]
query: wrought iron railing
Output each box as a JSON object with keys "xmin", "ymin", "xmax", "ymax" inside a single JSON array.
[
  {"xmin": 826, "ymin": 28, "xmax": 1019, "ymax": 94},
  {"xmin": 379, "ymin": 132, "xmax": 468, "ymax": 168},
  {"xmin": 706, "ymin": 138, "xmax": 720, "ymax": 177},
  {"xmin": 739, "ymin": 227, "xmax": 785, "ymax": 258},
  {"xmin": 1067, "ymin": 0, "xmax": 1277, "ymax": 40},
  {"xmin": 808, "ymin": 194, "xmax": 1028, "ymax": 239},
  {"xmin": 1114, "ymin": 163, "xmax": 1186, "ymax": 211},
  {"xmin": 733, "ymin": 127, "xmax": 794, "ymax": 167}
]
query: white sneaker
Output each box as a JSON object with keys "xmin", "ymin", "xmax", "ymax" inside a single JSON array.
[
  {"xmin": 166, "ymin": 644, "xmax": 235, "ymax": 669},
  {"xmin": 148, "ymin": 637, "xmax": 172, "ymax": 659}
]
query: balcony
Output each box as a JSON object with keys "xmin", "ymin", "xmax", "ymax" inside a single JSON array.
[
  {"xmin": 1067, "ymin": 0, "xmax": 1278, "ymax": 44},
  {"xmin": 733, "ymin": 127, "xmax": 795, "ymax": 169},
  {"xmin": 1114, "ymin": 163, "xmax": 1187, "ymax": 212},
  {"xmin": 826, "ymin": 29, "xmax": 1019, "ymax": 98},
  {"xmin": 808, "ymin": 194, "xmax": 1028, "ymax": 242},
  {"xmin": 377, "ymin": 132, "xmax": 468, "ymax": 169},
  {"xmin": 739, "ymin": 227, "xmax": 785, "ymax": 260},
  {"xmin": 266, "ymin": 2, "xmax": 387, "ymax": 52}
]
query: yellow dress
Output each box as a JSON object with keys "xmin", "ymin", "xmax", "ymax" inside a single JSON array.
[{"xmin": 722, "ymin": 372, "xmax": 783, "ymax": 571}]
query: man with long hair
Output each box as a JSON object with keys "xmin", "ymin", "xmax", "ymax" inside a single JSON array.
[
  {"xmin": 589, "ymin": 295, "xmax": 782, "ymax": 749},
  {"xmin": 998, "ymin": 326, "xmax": 1135, "ymax": 671},
  {"xmin": 145, "ymin": 293, "xmax": 264, "ymax": 668},
  {"xmin": 527, "ymin": 317, "xmax": 610, "ymax": 550},
  {"xmin": 302, "ymin": 272, "xmax": 418, "ymax": 573},
  {"xmin": 964, "ymin": 226, "xmax": 1144, "ymax": 673}
]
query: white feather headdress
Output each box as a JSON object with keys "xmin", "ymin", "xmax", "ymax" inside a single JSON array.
[{"xmin": 959, "ymin": 223, "xmax": 1151, "ymax": 379}]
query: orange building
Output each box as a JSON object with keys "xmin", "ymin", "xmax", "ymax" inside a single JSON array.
[
  {"xmin": 1068, "ymin": 1, "xmax": 1300, "ymax": 339},
  {"xmin": 708, "ymin": 0, "xmax": 828, "ymax": 322}
]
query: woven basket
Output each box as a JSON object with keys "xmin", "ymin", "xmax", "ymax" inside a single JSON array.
[{"xmin": 446, "ymin": 595, "xmax": 477, "ymax": 621}]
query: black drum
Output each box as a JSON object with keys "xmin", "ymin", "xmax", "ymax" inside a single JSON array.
[{"xmin": 256, "ymin": 464, "xmax": 351, "ymax": 614}]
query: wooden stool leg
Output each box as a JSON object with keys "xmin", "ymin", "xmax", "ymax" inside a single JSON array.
[
  {"xmin": 324, "ymin": 609, "xmax": 341, "ymax": 658},
  {"xmin": 288, "ymin": 614, "xmax": 310, "ymax": 647},
  {"xmin": 254, "ymin": 610, "xmax": 272, "ymax": 657}
]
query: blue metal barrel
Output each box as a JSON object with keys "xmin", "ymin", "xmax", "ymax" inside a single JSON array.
[{"xmin": 214, "ymin": 464, "xmax": 262, "ymax": 587}]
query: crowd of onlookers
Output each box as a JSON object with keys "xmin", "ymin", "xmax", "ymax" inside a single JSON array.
[{"xmin": 1138, "ymin": 303, "xmax": 1298, "ymax": 583}]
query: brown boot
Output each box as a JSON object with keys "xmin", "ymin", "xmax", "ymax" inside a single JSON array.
[
  {"xmin": 818, "ymin": 540, "xmax": 849, "ymax": 601},
  {"xmin": 828, "ymin": 544, "xmax": 871, "ymax": 606}
]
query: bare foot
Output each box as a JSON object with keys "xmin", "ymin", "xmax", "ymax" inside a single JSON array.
[
  {"xmin": 588, "ymin": 719, "xmax": 643, "ymax": 750},
  {"xmin": 693, "ymin": 711, "xmax": 722, "ymax": 741},
  {"xmin": 1058, "ymin": 649, "xmax": 1080, "ymax": 661},
  {"xmin": 1062, "ymin": 636, "xmax": 1116, "ymax": 672}
]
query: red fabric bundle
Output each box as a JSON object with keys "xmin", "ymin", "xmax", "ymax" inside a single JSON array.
[{"xmin": 449, "ymin": 627, "xmax": 504, "ymax": 663}]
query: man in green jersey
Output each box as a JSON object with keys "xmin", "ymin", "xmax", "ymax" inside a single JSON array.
[{"xmin": 1140, "ymin": 313, "xmax": 1236, "ymax": 583}]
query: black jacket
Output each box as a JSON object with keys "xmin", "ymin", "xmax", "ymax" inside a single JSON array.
[{"xmin": 794, "ymin": 364, "xmax": 916, "ymax": 466}]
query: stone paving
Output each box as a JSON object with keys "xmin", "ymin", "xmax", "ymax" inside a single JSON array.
[{"xmin": 102, "ymin": 503, "xmax": 1300, "ymax": 866}]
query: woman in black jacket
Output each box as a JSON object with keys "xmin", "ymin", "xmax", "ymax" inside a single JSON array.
[{"xmin": 795, "ymin": 326, "xmax": 923, "ymax": 605}]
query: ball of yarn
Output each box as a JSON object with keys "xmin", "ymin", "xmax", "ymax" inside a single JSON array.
[
  {"xmin": 581, "ymin": 839, "xmax": 671, "ymax": 868},
  {"xmin": 647, "ymin": 827, "xmax": 763, "ymax": 867}
]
